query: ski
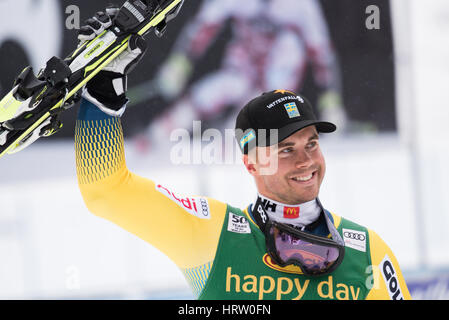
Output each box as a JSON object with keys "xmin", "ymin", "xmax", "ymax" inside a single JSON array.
[{"xmin": 0, "ymin": 0, "xmax": 184, "ymax": 159}]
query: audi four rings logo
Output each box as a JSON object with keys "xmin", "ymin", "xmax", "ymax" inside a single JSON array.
[{"xmin": 343, "ymin": 231, "xmax": 366, "ymax": 241}]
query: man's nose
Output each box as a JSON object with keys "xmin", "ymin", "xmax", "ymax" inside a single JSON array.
[{"xmin": 295, "ymin": 150, "xmax": 313, "ymax": 168}]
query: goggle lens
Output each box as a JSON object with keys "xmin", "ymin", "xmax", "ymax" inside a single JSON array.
[{"xmin": 271, "ymin": 226, "xmax": 341, "ymax": 274}]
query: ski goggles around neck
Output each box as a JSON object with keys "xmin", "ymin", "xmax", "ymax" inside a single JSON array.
[{"xmin": 265, "ymin": 220, "xmax": 345, "ymax": 276}]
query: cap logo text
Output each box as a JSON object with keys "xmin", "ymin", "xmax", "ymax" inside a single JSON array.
[{"xmin": 266, "ymin": 96, "xmax": 304, "ymax": 109}]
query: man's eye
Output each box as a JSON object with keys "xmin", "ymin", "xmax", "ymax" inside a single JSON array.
[
  {"xmin": 281, "ymin": 148, "xmax": 293, "ymax": 153},
  {"xmin": 307, "ymin": 141, "xmax": 318, "ymax": 149}
]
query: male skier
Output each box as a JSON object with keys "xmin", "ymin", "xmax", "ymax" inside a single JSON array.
[{"xmin": 76, "ymin": 7, "xmax": 411, "ymax": 300}]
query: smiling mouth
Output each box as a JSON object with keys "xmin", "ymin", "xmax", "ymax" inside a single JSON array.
[{"xmin": 290, "ymin": 171, "xmax": 316, "ymax": 183}]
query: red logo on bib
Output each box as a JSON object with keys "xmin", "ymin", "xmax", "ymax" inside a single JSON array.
[{"xmin": 283, "ymin": 206, "xmax": 299, "ymax": 219}]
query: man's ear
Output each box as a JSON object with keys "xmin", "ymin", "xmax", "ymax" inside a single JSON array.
[{"xmin": 242, "ymin": 154, "xmax": 257, "ymax": 175}]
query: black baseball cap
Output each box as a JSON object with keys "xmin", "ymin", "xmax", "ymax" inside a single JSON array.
[{"xmin": 235, "ymin": 90, "xmax": 336, "ymax": 154}]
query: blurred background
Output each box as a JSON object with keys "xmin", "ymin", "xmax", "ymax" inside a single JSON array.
[{"xmin": 0, "ymin": 0, "xmax": 448, "ymax": 300}]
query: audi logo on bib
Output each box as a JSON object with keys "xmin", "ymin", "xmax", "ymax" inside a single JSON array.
[
  {"xmin": 343, "ymin": 231, "xmax": 366, "ymax": 241},
  {"xmin": 342, "ymin": 228, "xmax": 367, "ymax": 252}
]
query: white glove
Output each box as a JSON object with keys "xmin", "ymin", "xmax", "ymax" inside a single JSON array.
[{"xmin": 79, "ymin": 6, "xmax": 148, "ymax": 117}]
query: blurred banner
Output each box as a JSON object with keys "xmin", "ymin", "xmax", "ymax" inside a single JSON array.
[
  {"xmin": 407, "ymin": 272, "xmax": 449, "ymax": 300},
  {"xmin": 0, "ymin": 0, "xmax": 396, "ymax": 141}
]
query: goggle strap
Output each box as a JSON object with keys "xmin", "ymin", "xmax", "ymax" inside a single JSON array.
[
  {"xmin": 316, "ymin": 198, "xmax": 345, "ymax": 247},
  {"xmin": 252, "ymin": 196, "xmax": 270, "ymax": 231}
]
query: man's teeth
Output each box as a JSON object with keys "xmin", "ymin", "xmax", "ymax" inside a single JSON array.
[{"xmin": 292, "ymin": 174, "xmax": 313, "ymax": 181}]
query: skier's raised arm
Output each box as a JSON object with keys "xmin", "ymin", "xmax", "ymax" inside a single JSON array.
[{"xmin": 75, "ymin": 9, "xmax": 227, "ymax": 272}]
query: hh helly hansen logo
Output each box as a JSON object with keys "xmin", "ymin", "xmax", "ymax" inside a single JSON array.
[
  {"xmin": 225, "ymin": 267, "xmax": 361, "ymax": 300},
  {"xmin": 156, "ymin": 184, "xmax": 210, "ymax": 219},
  {"xmin": 261, "ymin": 198, "xmax": 277, "ymax": 212}
]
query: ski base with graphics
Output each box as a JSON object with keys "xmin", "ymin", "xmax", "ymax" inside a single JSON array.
[{"xmin": 0, "ymin": 0, "xmax": 184, "ymax": 159}]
